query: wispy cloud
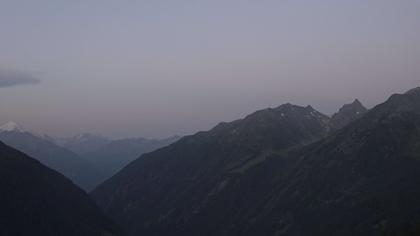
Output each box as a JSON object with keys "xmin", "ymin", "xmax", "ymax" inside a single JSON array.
[{"xmin": 0, "ymin": 69, "xmax": 41, "ymax": 88}]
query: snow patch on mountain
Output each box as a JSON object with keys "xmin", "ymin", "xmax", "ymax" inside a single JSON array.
[{"xmin": 0, "ymin": 121, "xmax": 25, "ymax": 133}]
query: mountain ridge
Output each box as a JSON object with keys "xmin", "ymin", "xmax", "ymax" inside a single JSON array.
[
  {"xmin": 0, "ymin": 127, "xmax": 102, "ymax": 191},
  {"xmin": 330, "ymin": 98, "xmax": 368, "ymax": 131},
  {"xmin": 0, "ymin": 141, "xmax": 121, "ymax": 236},
  {"xmin": 92, "ymin": 87, "xmax": 420, "ymax": 236},
  {"xmin": 91, "ymin": 103, "xmax": 332, "ymax": 235}
]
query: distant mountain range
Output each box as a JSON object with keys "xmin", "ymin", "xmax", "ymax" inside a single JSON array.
[
  {"xmin": 0, "ymin": 141, "xmax": 121, "ymax": 236},
  {"xmin": 60, "ymin": 133, "xmax": 111, "ymax": 156},
  {"xmin": 0, "ymin": 122, "xmax": 102, "ymax": 191},
  {"xmin": 57, "ymin": 133, "xmax": 180, "ymax": 185},
  {"xmin": 92, "ymin": 88, "xmax": 420, "ymax": 236},
  {"xmin": 0, "ymin": 122, "xmax": 180, "ymax": 190},
  {"xmin": 82, "ymin": 136, "xmax": 181, "ymax": 184}
]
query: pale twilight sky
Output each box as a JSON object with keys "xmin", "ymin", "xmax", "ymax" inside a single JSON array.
[{"xmin": 0, "ymin": 0, "xmax": 419, "ymax": 138}]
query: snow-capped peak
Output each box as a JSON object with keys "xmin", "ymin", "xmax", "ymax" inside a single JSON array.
[
  {"xmin": 0, "ymin": 121, "xmax": 25, "ymax": 133},
  {"xmin": 0, "ymin": 121, "xmax": 51, "ymax": 140}
]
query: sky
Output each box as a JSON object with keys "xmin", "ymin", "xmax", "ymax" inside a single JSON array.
[{"xmin": 0, "ymin": 0, "xmax": 420, "ymax": 138}]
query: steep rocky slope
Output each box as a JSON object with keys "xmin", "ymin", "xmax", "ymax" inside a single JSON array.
[{"xmin": 0, "ymin": 141, "xmax": 121, "ymax": 236}]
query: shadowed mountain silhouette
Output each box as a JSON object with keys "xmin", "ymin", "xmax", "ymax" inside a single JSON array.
[
  {"xmin": 92, "ymin": 87, "xmax": 420, "ymax": 236},
  {"xmin": 91, "ymin": 104, "xmax": 331, "ymax": 235},
  {"xmin": 0, "ymin": 141, "xmax": 121, "ymax": 236},
  {"xmin": 0, "ymin": 123, "xmax": 103, "ymax": 191}
]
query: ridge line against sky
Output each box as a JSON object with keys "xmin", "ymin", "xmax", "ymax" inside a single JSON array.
[{"xmin": 0, "ymin": 0, "xmax": 419, "ymax": 138}]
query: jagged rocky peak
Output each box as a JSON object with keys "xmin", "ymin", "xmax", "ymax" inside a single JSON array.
[
  {"xmin": 252, "ymin": 103, "xmax": 328, "ymax": 120},
  {"xmin": 330, "ymin": 99, "xmax": 368, "ymax": 131},
  {"xmin": 212, "ymin": 102, "xmax": 330, "ymax": 142},
  {"xmin": 338, "ymin": 99, "xmax": 366, "ymax": 114}
]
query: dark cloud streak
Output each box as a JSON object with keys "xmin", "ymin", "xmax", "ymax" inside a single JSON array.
[{"xmin": 0, "ymin": 69, "xmax": 41, "ymax": 88}]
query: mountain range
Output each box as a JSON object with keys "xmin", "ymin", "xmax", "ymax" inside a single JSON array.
[
  {"xmin": 0, "ymin": 122, "xmax": 102, "ymax": 190},
  {"xmin": 57, "ymin": 133, "xmax": 180, "ymax": 185},
  {"xmin": 60, "ymin": 133, "xmax": 111, "ymax": 156},
  {"xmin": 2, "ymin": 87, "xmax": 419, "ymax": 235},
  {"xmin": 0, "ymin": 123, "xmax": 180, "ymax": 190},
  {"xmin": 0, "ymin": 141, "xmax": 121, "ymax": 236},
  {"xmin": 92, "ymin": 88, "xmax": 420, "ymax": 236}
]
